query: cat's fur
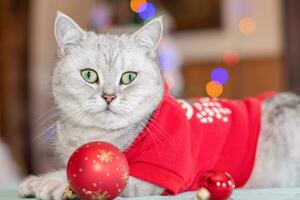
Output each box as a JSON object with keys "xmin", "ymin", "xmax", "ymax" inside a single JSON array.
[{"xmin": 19, "ymin": 12, "xmax": 300, "ymax": 199}]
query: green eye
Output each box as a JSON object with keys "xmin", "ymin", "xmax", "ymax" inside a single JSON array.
[
  {"xmin": 81, "ymin": 69, "xmax": 98, "ymax": 83},
  {"xmin": 121, "ymin": 72, "xmax": 137, "ymax": 85}
]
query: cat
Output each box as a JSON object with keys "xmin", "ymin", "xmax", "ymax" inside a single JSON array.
[{"xmin": 19, "ymin": 11, "xmax": 300, "ymax": 200}]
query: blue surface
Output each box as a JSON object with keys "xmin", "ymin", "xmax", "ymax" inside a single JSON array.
[{"xmin": 1, "ymin": 188, "xmax": 300, "ymax": 200}]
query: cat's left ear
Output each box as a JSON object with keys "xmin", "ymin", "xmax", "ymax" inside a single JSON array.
[{"xmin": 131, "ymin": 16, "xmax": 163, "ymax": 52}]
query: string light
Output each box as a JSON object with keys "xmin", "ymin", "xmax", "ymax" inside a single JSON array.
[
  {"xmin": 158, "ymin": 38, "xmax": 180, "ymax": 71},
  {"xmin": 239, "ymin": 17, "xmax": 256, "ymax": 35},
  {"xmin": 90, "ymin": 6, "xmax": 111, "ymax": 28},
  {"xmin": 159, "ymin": 52, "xmax": 174, "ymax": 71},
  {"xmin": 206, "ymin": 81, "xmax": 223, "ymax": 98}
]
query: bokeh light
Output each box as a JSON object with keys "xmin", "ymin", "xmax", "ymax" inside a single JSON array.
[
  {"xmin": 159, "ymin": 52, "xmax": 175, "ymax": 71},
  {"xmin": 239, "ymin": 17, "xmax": 256, "ymax": 35},
  {"xmin": 130, "ymin": 0, "xmax": 147, "ymax": 13},
  {"xmin": 211, "ymin": 67, "xmax": 229, "ymax": 85},
  {"xmin": 206, "ymin": 81, "xmax": 223, "ymax": 98},
  {"xmin": 223, "ymin": 50, "xmax": 240, "ymax": 66},
  {"xmin": 90, "ymin": 6, "xmax": 111, "ymax": 28},
  {"xmin": 138, "ymin": 2, "xmax": 156, "ymax": 21}
]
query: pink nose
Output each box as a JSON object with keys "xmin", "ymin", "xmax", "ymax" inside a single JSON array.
[{"xmin": 102, "ymin": 94, "xmax": 116, "ymax": 104}]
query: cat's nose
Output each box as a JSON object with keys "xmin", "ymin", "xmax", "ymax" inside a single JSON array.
[{"xmin": 102, "ymin": 94, "xmax": 116, "ymax": 104}]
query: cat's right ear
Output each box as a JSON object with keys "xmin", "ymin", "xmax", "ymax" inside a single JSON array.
[
  {"xmin": 54, "ymin": 11, "xmax": 85, "ymax": 56},
  {"xmin": 131, "ymin": 16, "xmax": 163, "ymax": 52}
]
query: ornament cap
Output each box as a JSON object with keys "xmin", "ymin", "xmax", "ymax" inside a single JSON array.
[
  {"xmin": 62, "ymin": 185, "xmax": 81, "ymax": 200},
  {"xmin": 196, "ymin": 187, "xmax": 211, "ymax": 200}
]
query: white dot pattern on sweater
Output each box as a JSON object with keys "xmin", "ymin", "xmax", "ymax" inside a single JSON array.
[{"xmin": 178, "ymin": 98, "xmax": 232, "ymax": 124}]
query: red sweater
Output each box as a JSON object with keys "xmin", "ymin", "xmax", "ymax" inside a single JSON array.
[{"xmin": 124, "ymin": 89, "xmax": 274, "ymax": 195}]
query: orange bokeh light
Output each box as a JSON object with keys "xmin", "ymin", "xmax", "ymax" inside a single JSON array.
[
  {"xmin": 130, "ymin": 0, "xmax": 147, "ymax": 13},
  {"xmin": 206, "ymin": 81, "xmax": 223, "ymax": 98},
  {"xmin": 239, "ymin": 17, "xmax": 256, "ymax": 35}
]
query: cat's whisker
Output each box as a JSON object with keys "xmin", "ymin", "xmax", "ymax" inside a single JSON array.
[
  {"xmin": 32, "ymin": 124, "xmax": 56, "ymax": 141},
  {"xmin": 61, "ymin": 109, "xmax": 87, "ymax": 126},
  {"xmin": 59, "ymin": 101, "xmax": 94, "ymax": 124},
  {"xmin": 63, "ymin": 102, "xmax": 101, "ymax": 130},
  {"xmin": 147, "ymin": 119, "xmax": 175, "ymax": 148},
  {"xmin": 148, "ymin": 115, "xmax": 175, "ymax": 147},
  {"xmin": 38, "ymin": 112, "xmax": 60, "ymax": 126},
  {"xmin": 144, "ymin": 119, "xmax": 174, "ymax": 148},
  {"xmin": 33, "ymin": 102, "xmax": 89, "ymax": 141},
  {"xmin": 66, "ymin": 103, "xmax": 98, "ymax": 129},
  {"xmin": 33, "ymin": 106, "xmax": 89, "ymax": 142},
  {"xmin": 67, "ymin": 110, "xmax": 89, "ymax": 130},
  {"xmin": 118, "ymin": 101, "xmax": 175, "ymax": 148},
  {"xmin": 37, "ymin": 106, "xmax": 60, "ymax": 121},
  {"xmin": 143, "ymin": 128, "xmax": 161, "ymax": 155},
  {"xmin": 117, "ymin": 103, "xmax": 160, "ymax": 138},
  {"xmin": 36, "ymin": 101, "xmax": 80, "ymax": 125},
  {"xmin": 117, "ymin": 104, "xmax": 162, "ymax": 154}
]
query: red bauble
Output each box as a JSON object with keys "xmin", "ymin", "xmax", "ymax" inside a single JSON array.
[
  {"xmin": 67, "ymin": 141, "xmax": 129, "ymax": 200},
  {"xmin": 197, "ymin": 170, "xmax": 235, "ymax": 200}
]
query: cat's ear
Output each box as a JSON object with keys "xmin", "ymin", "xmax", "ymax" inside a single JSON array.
[
  {"xmin": 131, "ymin": 16, "xmax": 163, "ymax": 52},
  {"xmin": 54, "ymin": 11, "xmax": 85, "ymax": 55}
]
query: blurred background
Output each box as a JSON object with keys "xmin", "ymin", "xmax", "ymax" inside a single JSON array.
[{"xmin": 0, "ymin": 0, "xmax": 299, "ymax": 187}]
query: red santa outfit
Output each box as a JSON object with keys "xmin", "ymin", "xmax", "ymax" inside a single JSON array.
[{"xmin": 124, "ymin": 87, "xmax": 274, "ymax": 195}]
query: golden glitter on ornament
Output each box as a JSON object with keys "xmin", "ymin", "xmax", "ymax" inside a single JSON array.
[
  {"xmin": 97, "ymin": 150, "xmax": 114, "ymax": 163},
  {"xmin": 84, "ymin": 189, "xmax": 110, "ymax": 200},
  {"xmin": 121, "ymin": 171, "xmax": 129, "ymax": 183}
]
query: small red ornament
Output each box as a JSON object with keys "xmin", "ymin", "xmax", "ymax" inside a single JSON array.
[
  {"xmin": 197, "ymin": 170, "xmax": 235, "ymax": 200},
  {"xmin": 67, "ymin": 141, "xmax": 129, "ymax": 200}
]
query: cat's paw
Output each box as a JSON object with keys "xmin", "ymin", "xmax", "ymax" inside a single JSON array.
[
  {"xmin": 19, "ymin": 175, "xmax": 39, "ymax": 197},
  {"xmin": 19, "ymin": 174, "xmax": 67, "ymax": 200}
]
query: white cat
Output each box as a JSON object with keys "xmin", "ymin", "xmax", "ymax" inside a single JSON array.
[{"xmin": 19, "ymin": 12, "xmax": 300, "ymax": 200}]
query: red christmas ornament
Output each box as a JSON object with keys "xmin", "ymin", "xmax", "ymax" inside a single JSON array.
[
  {"xmin": 67, "ymin": 141, "xmax": 129, "ymax": 200},
  {"xmin": 197, "ymin": 170, "xmax": 235, "ymax": 200}
]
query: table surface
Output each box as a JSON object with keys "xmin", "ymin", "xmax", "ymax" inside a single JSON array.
[{"xmin": 1, "ymin": 188, "xmax": 300, "ymax": 200}]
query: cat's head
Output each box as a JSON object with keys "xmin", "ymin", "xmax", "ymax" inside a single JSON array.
[{"xmin": 52, "ymin": 12, "xmax": 164, "ymax": 130}]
